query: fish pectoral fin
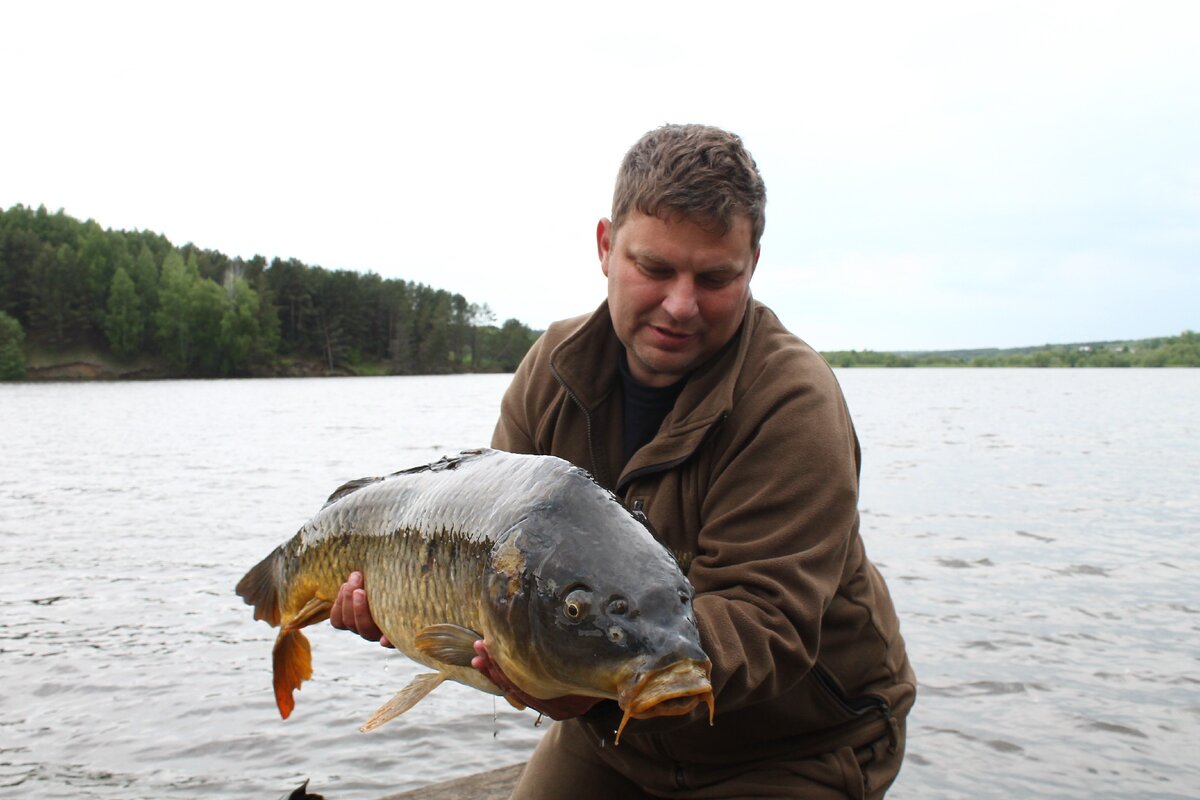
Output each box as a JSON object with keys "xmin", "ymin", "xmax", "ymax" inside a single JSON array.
[
  {"xmin": 283, "ymin": 596, "xmax": 333, "ymax": 632},
  {"xmin": 360, "ymin": 672, "xmax": 448, "ymax": 732},
  {"xmin": 414, "ymin": 623, "xmax": 483, "ymax": 667}
]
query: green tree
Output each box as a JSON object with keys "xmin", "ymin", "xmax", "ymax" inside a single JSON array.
[
  {"xmin": 155, "ymin": 250, "xmax": 193, "ymax": 370},
  {"xmin": 28, "ymin": 242, "xmax": 91, "ymax": 345},
  {"xmin": 250, "ymin": 270, "xmax": 281, "ymax": 363},
  {"xmin": 381, "ymin": 278, "xmax": 414, "ymax": 373},
  {"xmin": 412, "ymin": 285, "xmax": 451, "ymax": 372},
  {"xmin": 216, "ymin": 276, "xmax": 262, "ymax": 375},
  {"xmin": 188, "ymin": 251, "xmax": 228, "ymax": 375},
  {"xmin": 267, "ymin": 257, "xmax": 318, "ymax": 356},
  {"xmin": 80, "ymin": 222, "xmax": 132, "ymax": 338},
  {"xmin": 468, "ymin": 302, "xmax": 496, "ymax": 369},
  {"xmin": 488, "ymin": 318, "xmax": 538, "ymax": 372},
  {"xmin": 0, "ymin": 310, "xmax": 25, "ymax": 380},
  {"xmin": 128, "ymin": 243, "xmax": 159, "ymax": 338},
  {"xmin": 0, "ymin": 214, "xmax": 39, "ymax": 320},
  {"xmin": 103, "ymin": 267, "xmax": 142, "ymax": 359}
]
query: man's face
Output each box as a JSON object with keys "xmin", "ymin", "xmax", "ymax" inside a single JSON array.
[{"xmin": 598, "ymin": 211, "xmax": 758, "ymax": 388}]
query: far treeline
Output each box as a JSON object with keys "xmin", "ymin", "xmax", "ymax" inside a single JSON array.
[
  {"xmin": 824, "ymin": 332, "xmax": 1199, "ymax": 368},
  {"xmin": 0, "ymin": 205, "xmax": 541, "ymax": 381}
]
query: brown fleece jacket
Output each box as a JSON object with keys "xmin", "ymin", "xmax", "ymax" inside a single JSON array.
[{"xmin": 491, "ymin": 297, "xmax": 915, "ymax": 766}]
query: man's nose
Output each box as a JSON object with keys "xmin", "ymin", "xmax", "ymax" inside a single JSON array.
[{"xmin": 662, "ymin": 277, "xmax": 698, "ymax": 321}]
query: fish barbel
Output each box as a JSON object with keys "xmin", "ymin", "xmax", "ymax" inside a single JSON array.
[{"xmin": 236, "ymin": 449, "xmax": 714, "ymax": 740}]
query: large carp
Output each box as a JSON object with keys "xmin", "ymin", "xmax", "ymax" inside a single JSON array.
[{"xmin": 236, "ymin": 449, "xmax": 713, "ymax": 741}]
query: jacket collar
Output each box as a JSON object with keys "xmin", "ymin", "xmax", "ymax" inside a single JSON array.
[{"xmin": 550, "ymin": 296, "xmax": 759, "ymax": 489}]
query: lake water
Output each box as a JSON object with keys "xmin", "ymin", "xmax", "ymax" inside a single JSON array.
[{"xmin": 0, "ymin": 370, "xmax": 1197, "ymax": 799}]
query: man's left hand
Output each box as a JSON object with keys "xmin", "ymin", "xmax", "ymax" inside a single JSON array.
[{"xmin": 470, "ymin": 640, "xmax": 600, "ymax": 720}]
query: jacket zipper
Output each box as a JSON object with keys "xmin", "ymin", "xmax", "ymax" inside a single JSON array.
[
  {"xmin": 812, "ymin": 663, "xmax": 899, "ymax": 753},
  {"xmin": 811, "ymin": 663, "xmax": 889, "ymax": 716},
  {"xmin": 550, "ymin": 362, "xmax": 609, "ymax": 488}
]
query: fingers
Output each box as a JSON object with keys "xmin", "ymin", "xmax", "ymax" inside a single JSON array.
[
  {"xmin": 468, "ymin": 640, "xmax": 597, "ymax": 720},
  {"xmin": 329, "ymin": 572, "xmax": 362, "ymax": 631},
  {"xmin": 351, "ymin": 586, "xmax": 387, "ymax": 643},
  {"xmin": 329, "ymin": 572, "xmax": 392, "ymax": 647},
  {"xmin": 471, "ymin": 640, "xmax": 514, "ymax": 692}
]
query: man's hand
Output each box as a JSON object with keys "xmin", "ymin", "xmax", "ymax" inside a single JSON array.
[
  {"xmin": 471, "ymin": 640, "xmax": 600, "ymax": 721},
  {"xmin": 329, "ymin": 571, "xmax": 393, "ymax": 648}
]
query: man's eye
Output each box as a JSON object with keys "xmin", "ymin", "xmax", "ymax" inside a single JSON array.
[{"xmin": 637, "ymin": 263, "xmax": 670, "ymax": 279}]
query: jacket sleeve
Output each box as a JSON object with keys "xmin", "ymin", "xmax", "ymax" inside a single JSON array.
[
  {"xmin": 689, "ymin": 349, "xmax": 862, "ymax": 714},
  {"xmin": 490, "ymin": 331, "xmax": 550, "ymax": 455}
]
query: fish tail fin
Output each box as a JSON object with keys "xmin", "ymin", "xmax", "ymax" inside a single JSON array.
[
  {"xmin": 272, "ymin": 627, "xmax": 313, "ymax": 719},
  {"xmin": 236, "ymin": 547, "xmax": 283, "ymax": 627}
]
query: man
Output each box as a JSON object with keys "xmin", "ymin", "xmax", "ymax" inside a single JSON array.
[{"xmin": 332, "ymin": 124, "xmax": 916, "ymax": 798}]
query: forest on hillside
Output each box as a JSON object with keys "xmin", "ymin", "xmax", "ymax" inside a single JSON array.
[
  {"xmin": 0, "ymin": 205, "xmax": 540, "ymax": 380},
  {"xmin": 1, "ymin": 204, "xmax": 1193, "ymax": 382}
]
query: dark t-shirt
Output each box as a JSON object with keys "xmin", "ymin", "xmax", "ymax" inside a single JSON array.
[{"xmin": 617, "ymin": 353, "xmax": 687, "ymax": 464}]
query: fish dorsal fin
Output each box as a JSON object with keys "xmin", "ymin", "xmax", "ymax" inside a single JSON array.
[
  {"xmin": 360, "ymin": 672, "xmax": 447, "ymax": 732},
  {"xmin": 322, "ymin": 477, "xmax": 382, "ymax": 507},
  {"xmin": 325, "ymin": 451, "xmax": 494, "ymax": 508},
  {"xmin": 414, "ymin": 623, "xmax": 482, "ymax": 667}
]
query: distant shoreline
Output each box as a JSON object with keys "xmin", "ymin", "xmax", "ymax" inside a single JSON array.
[
  {"xmin": 5, "ymin": 330, "xmax": 1198, "ymax": 384},
  {"xmin": 13, "ymin": 336, "xmax": 1198, "ymax": 383},
  {"xmin": 820, "ymin": 331, "xmax": 1197, "ymax": 368}
]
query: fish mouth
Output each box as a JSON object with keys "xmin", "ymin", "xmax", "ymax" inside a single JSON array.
[{"xmin": 614, "ymin": 659, "xmax": 714, "ymax": 744}]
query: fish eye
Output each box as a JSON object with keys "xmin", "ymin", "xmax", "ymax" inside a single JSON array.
[
  {"xmin": 678, "ymin": 589, "xmax": 689, "ymax": 605},
  {"xmin": 563, "ymin": 588, "xmax": 592, "ymax": 621}
]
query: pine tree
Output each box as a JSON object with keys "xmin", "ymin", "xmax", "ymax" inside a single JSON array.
[
  {"xmin": 104, "ymin": 267, "xmax": 142, "ymax": 359},
  {"xmin": 155, "ymin": 250, "xmax": 192, "ymax": 370},
  {"xmin": 0, "ymin": 310, "xmax": 25, "ymax": 380}
]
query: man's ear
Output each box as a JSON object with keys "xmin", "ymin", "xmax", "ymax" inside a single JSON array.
[{"xmin": 597, "ymin": 218, "xmax": 613, "ymax": 277}]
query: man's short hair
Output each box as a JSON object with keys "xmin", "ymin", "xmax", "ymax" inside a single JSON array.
[{"xmin": 611, "ymin": 124, "xmax": 766, "ymax": 250}]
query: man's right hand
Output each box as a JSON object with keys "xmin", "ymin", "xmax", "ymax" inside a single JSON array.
[{"xmin": 329, "ymin": 571, "xmax": 394, "ymax": 648}]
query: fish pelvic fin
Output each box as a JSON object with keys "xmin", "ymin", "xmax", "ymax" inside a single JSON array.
[
  {"xmin": 236, "ymin": 547, "xmax": 283, "ymax": 626},
  {"xmin": 414, "ymin": 624, "xmax": 482, "ymax": 667},
  {"xmin": 360, "ymin": 672, "xmax": 447, "ymax": 732},
  {"xmin": 285, "ymin": 596, "xmax": 333, "ymax": 632},
  {"xmin": 272, "ymin": 627, "xmax": 313, "ymax": 719},
  {"xmin": 270, "ymin": 596, "xmax": 332, "ymax": 719}
]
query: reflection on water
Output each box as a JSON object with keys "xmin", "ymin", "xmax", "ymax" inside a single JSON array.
[{"xmin": 1, "ymin": 370, "xmax": 1197, "ymax": 799}]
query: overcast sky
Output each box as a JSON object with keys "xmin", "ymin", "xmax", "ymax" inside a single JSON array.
[{"xmin": 2, "ymin": 1, "xmax": 1196, "ymax": 351}]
